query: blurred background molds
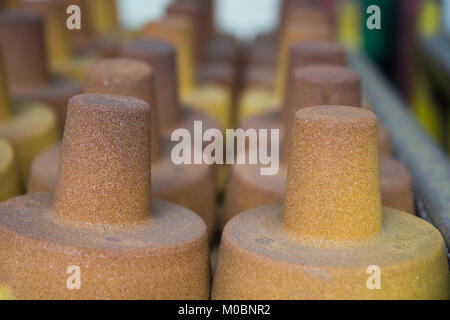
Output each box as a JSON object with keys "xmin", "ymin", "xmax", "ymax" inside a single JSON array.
[
  {"xmin": 0, "ymin": 10, "xmax": 82, "ymax": 134},
  {"xmin": 0, "ymin": 27, "xmax": 58, "ymax": 184}
]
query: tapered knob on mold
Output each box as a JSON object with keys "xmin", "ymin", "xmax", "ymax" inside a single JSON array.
[
  {"xmin": 53, "ymin": 94, "xmax": 152, "ymax": 229},
  {"xmin": 213, "ymin": 106, "xmax": 449, "ymax": 299},
  {"xmin": 83, "ymin": 58, "xmax": 161, "ymax": 162},
  {"xmin": 0, "ymin": 94, "xmax": 210, "ymax": 299},
  {"xmin": 284, "ymin": 106, "xmax": 381, "ymax": 239}
]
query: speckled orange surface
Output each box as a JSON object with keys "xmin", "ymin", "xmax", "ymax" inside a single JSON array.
[
  {"xmin": 14, "ymin": 79, "xmax": 82, "ymax": 135},
  {"xmin": 0, "ymin": 11, "xmax": 48, "ymax": 90},
  {"xmin": 143, "ymin": 17, "xmax": 196, "ymax": 96},
  {"xmin": 0, "ymin": 94, "xmax": 210, "ymax": 299},
  {"xmin": 230, "ymin": 64, "xmax": 400, "ymax": 226},
  {"xmin": 213, "ymin": 106, "xmax": 449, "ymax": 299},
  {"xmin": 223, "ymin": 155, "xmax": 414, "ymax": 228},
  {"xmin": 28, "ymin": 139, "xmax": 217, "ymax": 237}
]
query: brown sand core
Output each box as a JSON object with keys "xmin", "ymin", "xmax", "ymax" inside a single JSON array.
[
  {"xmin": 83, "ymin": 58, "xmax": 161, "ymax": 162},
  {"xmin": 118, "ymin": 39, "xmax": 180, "ymax": 130},
  {"xmin": 53, "ymin": 94, "xmax": 152, "ymax": 229},
  {"xmin": 0, "ymin": 93, "xmax": 210, "ymax": 299},
  {"xmin": 223, "ymin": 154, "xmax": 414, "ymax": 228},
  {"xmin": 213, "ymin": 106, "xmax": 449, "ymax": 299},
  {"xmin": 28, "ymin": 138, "xmax": 217, "ymax": 237},
  {"xmin": 0, "ymin": 10, "xmax": 48, "ymax": 90}
]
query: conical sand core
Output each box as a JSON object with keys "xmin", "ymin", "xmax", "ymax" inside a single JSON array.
[
  {"xmin": 213, "ymin": 106, "xmax": 448, "ymax": 299},
  {"xmin": 0, "ymin": 94, "xmax": 210, "ymax": 299},
  {"xmin": 29, "ymin": 57, "xmax": 217, "ymax": 236}
]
